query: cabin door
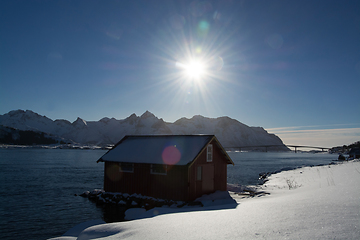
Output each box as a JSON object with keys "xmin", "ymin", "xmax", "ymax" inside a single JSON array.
[{"xmin": 202, "ymin": 164, "xmax": 214, "ymax": 193}]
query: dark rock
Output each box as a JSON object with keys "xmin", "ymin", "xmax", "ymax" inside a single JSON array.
[{"xmin": 79, "ymin": 191, "xmax": 90, "ymax": 197}]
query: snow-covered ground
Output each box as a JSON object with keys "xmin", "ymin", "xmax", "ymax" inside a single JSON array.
[{"xmin": 49, "ymin": 160, "xmax": 360, "ymax": 240}]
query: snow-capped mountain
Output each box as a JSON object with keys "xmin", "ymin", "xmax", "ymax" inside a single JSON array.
[{"xmin": 0, "ymin": 110, "xmax": 288, "ymax": 150}]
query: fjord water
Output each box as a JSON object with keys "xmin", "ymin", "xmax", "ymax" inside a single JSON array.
[
  {"xmin": 0, "ymin": 148, "xmax": 335, "ymax": 240},
  {"xmin": 0, "ymin": 149, "xmax": 106, "ymax": 240},
  {"xmin": 227, "ymin": 151, "xmax": 335, "ymax": 185}
]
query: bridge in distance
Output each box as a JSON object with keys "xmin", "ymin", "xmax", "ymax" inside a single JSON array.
[{"xmin": 224, "ymin": 145, "xmax": 331, "ymax": 153}]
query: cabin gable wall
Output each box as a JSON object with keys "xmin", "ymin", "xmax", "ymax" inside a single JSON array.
[{"xmin": 188, "ymin": 139, "xmax": 228, "ymax": 200}]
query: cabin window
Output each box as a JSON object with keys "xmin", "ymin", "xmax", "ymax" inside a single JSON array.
[
  {"xmin": 207, "ymin": 144, "xmax": 213, "ymax": 162},
  {"xmin": 151, "ymin": 164, "xmax": 167, "ymax": 175},
  {"xmin": 119, "ymin": 163, "xmax": 134, "ymax": 173},
  {"xmin": 197, "ymin": 166, "xmax": 202, "ymax": 181}
]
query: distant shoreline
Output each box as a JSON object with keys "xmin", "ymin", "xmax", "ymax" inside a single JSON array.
[
  {"xmin": 0, "ymin": 144, "xmax": 333, "ymax": 153},
  {"xmin": 0, "ymin": 144, "xmax": 111, "ymax": 150}
]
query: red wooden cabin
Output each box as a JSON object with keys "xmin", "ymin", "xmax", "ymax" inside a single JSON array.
[{"xmin": 97, "ymin": 135, "xmax": 234, "ymax": 201}]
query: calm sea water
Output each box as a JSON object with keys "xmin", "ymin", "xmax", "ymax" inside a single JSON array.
[
  {"xmin": 227, "ymin": 151, "xmax": 336, "ymax": 185},
  {"xmin": 0, "ymin": 148, "xmax": 336, "ymax": 240}
]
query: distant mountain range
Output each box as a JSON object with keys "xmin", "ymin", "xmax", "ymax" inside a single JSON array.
[{"xmin": 0, "ymin": 110, "xmax": 289, "ymax": 151}]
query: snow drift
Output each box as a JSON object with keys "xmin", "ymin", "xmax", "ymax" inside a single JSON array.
[{"xmin": 49, "ymin": 160, "xmax": 360, "ymax": 239}]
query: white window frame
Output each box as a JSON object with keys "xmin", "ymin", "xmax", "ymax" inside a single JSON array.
[
  {"xmin": 119, "ymin": 163, "xmax": 134, "ymax": 173},
  {"xmin": 207, "ymin": 144, "xmax": 213, "ymax": 162},
  {"xmin": 150, "ymin": 164, "xmax": 167, "ymax": 175}
]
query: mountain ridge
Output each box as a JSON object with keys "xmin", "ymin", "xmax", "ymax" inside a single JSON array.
[{"xmin": 0, "ymin": 109, "xmax": 289, "ymax": 151}]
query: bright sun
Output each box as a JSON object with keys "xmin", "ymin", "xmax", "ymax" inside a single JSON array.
[{"xmin": 184, "ymin": 60, "xmax": 206, "ymax": 79}]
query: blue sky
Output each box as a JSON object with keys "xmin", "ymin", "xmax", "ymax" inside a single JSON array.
[{"xmin": 0, "ymin": 0, "xmax": 359, "ymax": 147}]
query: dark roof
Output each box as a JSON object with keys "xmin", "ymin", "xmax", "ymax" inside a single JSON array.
[{"xmin": 98, "ymin": 135, "xmax": 234, "ymax": 165}]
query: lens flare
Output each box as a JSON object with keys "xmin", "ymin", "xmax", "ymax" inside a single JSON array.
[
  {"xmin": 209, "ymin": 56, "xmax": 224, "ymax": 71},
  {"xmin": 106, "ymin": 163, "xmax": 122, "ymax": 182},
  {"xmin": 198, "ymin": 20, "xmax": 210, "ymax": 37},
  {"xmin": 162, "ymin": 145, "xmax": 181, "ymax": 165},
  {"xmin": 151, "ymin": 209, "xmax": 159, "ymax": 216}
]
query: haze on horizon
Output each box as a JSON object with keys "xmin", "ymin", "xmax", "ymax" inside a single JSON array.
[{"xmin": 0, "ymin": 0, "xmax": 359, "ymax": 148}]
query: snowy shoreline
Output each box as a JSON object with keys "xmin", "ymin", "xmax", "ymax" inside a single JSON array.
[
  {"xmin": 0, "ymin": 144, "xmax": 111, "ymax": 150},
  {"xmin": 49, "ymin": 159, "xmax": 360, "ymax": 239}
]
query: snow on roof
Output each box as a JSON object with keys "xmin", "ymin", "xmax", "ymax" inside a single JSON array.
[{"xmin": 98, "ymin": 135, "xmax": 215, "ymax": 165}]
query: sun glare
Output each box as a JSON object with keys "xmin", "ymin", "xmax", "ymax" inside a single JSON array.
[{"xmin": 184, "ymin": 60, "xmax": 206, "ymax": 79}]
